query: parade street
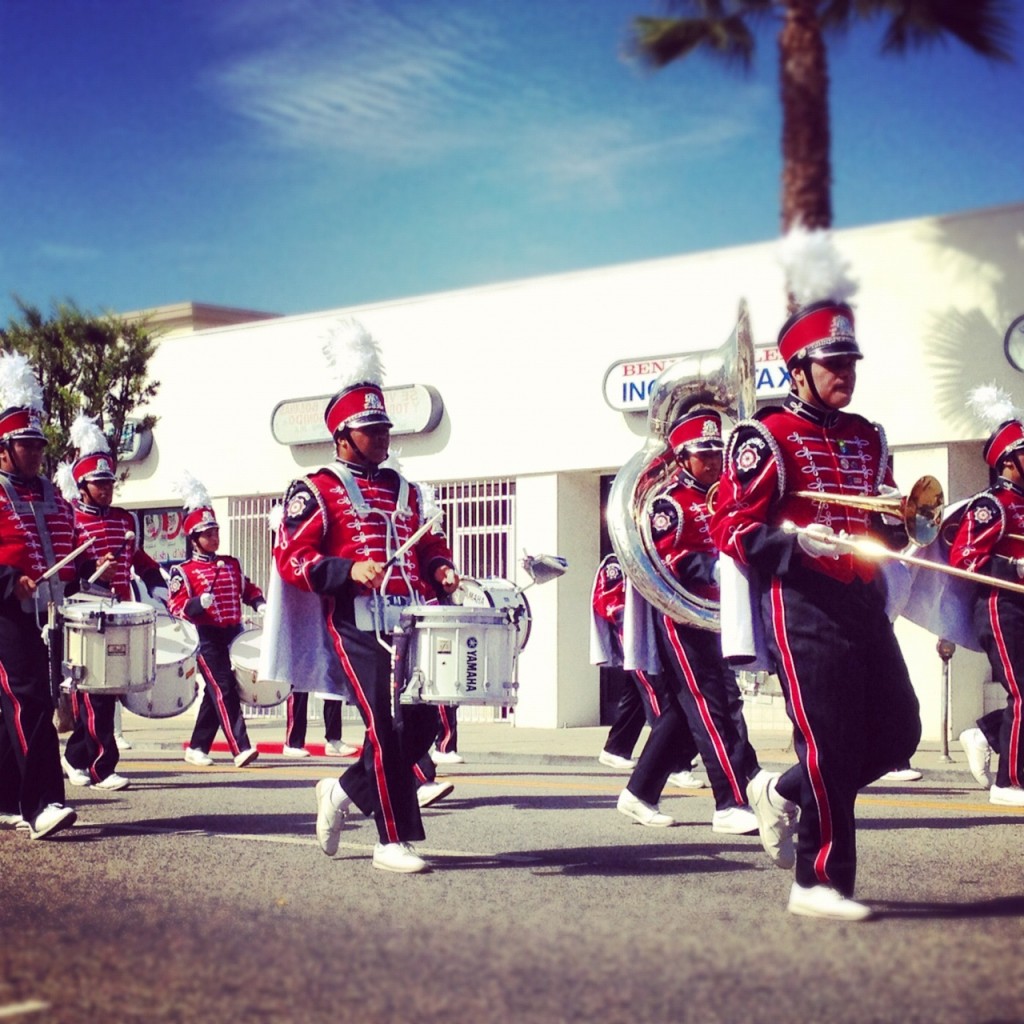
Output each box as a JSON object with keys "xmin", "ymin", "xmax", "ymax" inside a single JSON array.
[{"xmin": 1, "ymin": 724, "xmax": 1021, "ymax": 1024}]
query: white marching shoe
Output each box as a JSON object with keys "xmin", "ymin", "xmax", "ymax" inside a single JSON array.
[
  {"xmin": 417, "ymin": 781, "xmax": 454, "ymax": 808},
  {"xmin": 747, "ymin": 770, "xmax": 797, "ymax": 869},
  {"xmin": 616, "ymin": 789, "xmax": 675, "ymax": 827},
  {"xmin": 282, "ymin": 745, "xmax": 311, "ymax": 758},
  {"xmin": 233, "ymin": 748, "xmax": 259, "ymax": 768},
  {"xmin": 324, "ymin": 740, "xmax": 359, "ymax": 757},
  {"xmin": 183, "ymin": 748, "xmax": 214, "ymax": 766},
  {"xmin": 61, "ymin": 757, "xmax": 92, "ymax": 788},
  {"xmin": 29, "ymin": 803, "xmax": 77, "ymax": 841},
  {"xmin": 788, "ymin": 882, "xmax": 872, "ymax": 922},
  {"xmin": 314, "ymin": 779, "xmax": 350, "ymax": 856},
  {"xmin": 373, "ymin": 842, "xmax": 428, "ymax": 873},
  {"xmin": 959, "ymin": 728, "xmax": 994, "ymax": 789},
  {"xmin": 94, "ymin": 773, "xmax": 130, "ymax": 792},
  {"xmin": 667, "ymin": 770, "xmax": 706, "ymax": 790},
  {"xmin": 430, "ymin": 749, "xmax": 465, "ymax": 765},
  {"xmin": 598, "ymin": 750, "xmax": 636, "ymax": 770},
  {"xmin": 989, "ymin": 784, "xmax": 1024, "ymax": 807},
  {"xmin": 711, "ymin": 805, "xmax": 759, "ymax": 835}
]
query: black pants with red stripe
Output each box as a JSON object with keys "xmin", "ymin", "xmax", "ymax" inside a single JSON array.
[
  {"xmin": 65, "ymin": 691, "xmax": 119, "ymax": 781},
  {"xmin": 603, "ymin": 670, "xmax": 648, "ymax": 759},
  {"xmin": 328, "ymin": 615, "xmax": 437, "ymax": 845},
  {"xmin": 762, "ymin": 567, "xmax": 920, "ymax": 897},
  {"xmin": 627, "ymin": 670, "xmax": 701, "ymax": 806},
  {"xmin": 655, "ymin": 617, "xmax": 759, "ymax": 812},
  {"xmin": 190, "ymin": 628, "xmax": 252, "ymax": 757},
  {"xmin": 434, "ymin": 703, "xmax": 459, "ymax": 753},
  {"xmin": 285, "ymin": 692, "xmax": 343, "ymax": 747},
  {"xmin": 974, "ymin": 590, "xmax": 1024, "ymax": 789},
  {"xmin": 0, "ymin": 610, "xmax": 65, "ymax": 821}
]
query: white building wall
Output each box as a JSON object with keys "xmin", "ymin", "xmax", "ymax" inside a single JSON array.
[{"xmin": 118, "ymin": 202, "xmax": 1024, "ymax": 735}]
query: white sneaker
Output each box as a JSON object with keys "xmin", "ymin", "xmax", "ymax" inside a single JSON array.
[
  {"xmin": 711, "ymin": 805, "xmax": 759, "ymax": 835},
  {"xmin": 0, "ymin": 812, "xmax": 27, "ymax": 829},
  {"xmin": 417, "ymin": 781, "xmax": 454, "ymax": 808},
  {"xmin": 324, "ymin": 740, "xmax": 359, "ymax": 757},
  {"xmin": 747, "ymin": 770, "xmax": 797, "ymax": 868},
  {"xmin": 233, "ymin": 748, "xmax": 259, "ymax": 768},
  {"xmin": 183, "ymin": 748, "xmax": 214, "ymax": 766},
  {"xmin": 94, "ymin": 773, "xmax": 130, "ymax": 792},
  {"xmin": 959, "ymin": 728, "xmax": 994, "ymax": 789},
  {"xmin": 282, "ymin": 745, "xmax": 311, "ymax": 758},
  {"xmin": 667, "ymin": 770, "xmax": 706, "ymax": 790},
  {"xmin": 430, "ymin": 749, "xmax": 465, "ymax": 765},
  {"xmin": 61, "ymin": 756, "xmax": 92, "ymax": 788},
  {"xmin": 29, "ymin": 803, "xmax": 77, "ymax": 841},
  {"xmin": 616, "ymin": 789, "xmax": 675, "ymax": 827},
  {"xmin": 598, "ymin": 750, "xmax": 636, "ymax": 770},
  {"xmin": 314, "ymin": 779, "xmax": 348, "ymax": 855},
  {"xmin": 989, "ymin": 784, "xmax": 1024, "ymax": 807},
  {"xmin": 115, "ymin": 734, "xmax": 133, "ymax": 751},
  {"xmin": 881, "ymin": 768, "xmax": 923, "ymax": 782},
  {"xmin": 373, "ymin": 841, "xmax": 428, "ymax": 873},
  {"xmin": 788, "ymin": 882, "xmax": 872, "ymax": 921}
]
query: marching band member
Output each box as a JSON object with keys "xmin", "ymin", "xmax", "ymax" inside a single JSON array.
[
  {"xmin": 56, "ymin": 415, "xmax": 167, "ymax": 792},
  {"xmin": 591, "ymin": 553, "xmax": 706, "ymax": 827},
  {"xmin": 0, "ymin": 353, "xmax": 79, "ymax": 839},
  {"xmin": 273, "ymin": 318, "xmax": 459, "ymax": 873},
  {"xmin": 710, "ymin": 230, "xmax": 920, "ymax": 921},
  {"xmin": 642, "ymin": 409, "xmax": 760, "ymax": 832},
  {"xmin": 168, "ymin": 472, "xmax": 263, "ymax": 769},
  {"xmin": 281, "ymin": 692, "xmax": 356, "ymax": 758},
  {"xmin": 949, "ymin": 407, "xmax": 1024, "ymax": 807}
]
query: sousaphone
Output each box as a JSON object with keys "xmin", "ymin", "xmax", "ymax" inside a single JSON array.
[{"xmin": 607, "ymin": 300, "xmax": 757, "ymax": 631}]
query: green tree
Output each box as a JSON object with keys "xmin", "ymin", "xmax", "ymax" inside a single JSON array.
[
  {"xmin": 630, "ymin": 0, "xmax": 1015, "ymax": 234},
  {"xmin": 1, "ymin": 298, "xmax": 160, "ymax": 477}
]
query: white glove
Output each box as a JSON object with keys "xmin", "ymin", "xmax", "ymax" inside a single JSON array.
[
  {"xmin": 797, "ymin": 522, "xmax": 840, "ymax": 559},
  {"xmin": 199, "ymin": 592, "xmax": 214, "ymax": 609},
  {"xmin": 877, "ymin": 484, "xmax": 903, "ymax": 526},
  {"xmin": 150, "ymin": 586, "xmax": 169, "ymax": 606},
  {"xmin": 1014, "ymin": 558, "xmax": 1024, "ymax": 580},
  {"xmin": 255, "ymin": 604, "xmax": 266, "ymax": 620}
]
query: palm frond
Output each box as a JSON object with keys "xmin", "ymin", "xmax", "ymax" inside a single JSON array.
[{"xmin": 630, "ymin": 14, "xmax": 758, "ymax": 70}]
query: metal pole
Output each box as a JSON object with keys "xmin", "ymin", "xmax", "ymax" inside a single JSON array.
[{"xmin": 936, "ymin": 638, "xmax": 956, "ymax": 763}]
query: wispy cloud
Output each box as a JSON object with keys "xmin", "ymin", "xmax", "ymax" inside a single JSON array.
[
  {"xmin": 36, "ymin": 242, "xmax": 102, "ymax": 264},
  {"xmin": 205, "ymin": 0, "xmax": 766, "ymax": 200}
]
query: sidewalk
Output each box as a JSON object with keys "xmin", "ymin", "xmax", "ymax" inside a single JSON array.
[{"xmin": 114, "ymin": 710, "xmax": 980, "ymax": 784}]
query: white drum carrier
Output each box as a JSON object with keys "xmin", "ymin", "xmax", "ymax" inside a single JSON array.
[
  {"xmin": 398, "ymin": 604, "xmax": 520, "ymax": 707},
  {"xmin": 230, "ymin": 627, "xmax": 292, "ymax": 708},
  {"xmin": 123, "ymin": 614, "xmax": 200, "ymax": 718},
  {"xmin": 62, "ymin": 597, "xmax": 156, "ymax": 694}
]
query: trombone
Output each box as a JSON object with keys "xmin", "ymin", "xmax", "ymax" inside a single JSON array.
[{"xmin": 791, "ymin": 475, "xmax": 944, "ymax": 548}]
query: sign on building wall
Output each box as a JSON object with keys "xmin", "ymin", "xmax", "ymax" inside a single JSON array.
[
  {"xmin": 603, "ymin": 347, "xmax": 791, "ymax": 412},
  {"xmin": 270, "ymin": 384, "xmax": 443, "ymax": 445},
  {"xmin": 140, "ymin": 507, "xmax": 187, "ymax": 564}
]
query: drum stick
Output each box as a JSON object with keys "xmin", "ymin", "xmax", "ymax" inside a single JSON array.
[
  {"xmin": 37, "ymin": 538, "xmax": 95, "ymax": 583},
  {"xmin": 384, "ymin": 511, "xmax": 443, "ymax": 569},
  {"xmin": 86, "ymin": 531, "xmax": 136, "ymax": 585}
]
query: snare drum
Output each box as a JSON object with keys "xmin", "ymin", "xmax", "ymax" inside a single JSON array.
[
  {"xmin": 62, "ymin": 599, "xmax": 156, "ymax": 694},
  {"xmin": 124, "ymin": 615, "xmax": 200, "ymax": 718},
  {"xmin": 454, "ymin": 577, "xmax": 532, "ymax": 651},
  {"xmin": 397, "ymin": 605, "xmax": 519, "ymax": 707},
  {"xmin": 229, "ymin": 627, "xmax": 291, "ymax": 707}
]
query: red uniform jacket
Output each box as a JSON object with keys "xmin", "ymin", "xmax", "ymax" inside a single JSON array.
[
  {"xmin": 168, "ymin": 553, "xmax": 264, "ymax": 629},
  {"xmin": 275, "ymin": 461, "xmax": 453, "ymax": 607},
  {"xmin": 650, "ymin": 468, "xmax": 719, "ymax": 601},
  {"xmin": 949, "ymin": 477, "xmax": 1024, "ymax": 590},
  {"xmin": 73, "ymin": 502, "xmax": 164, "ymax": 602},
  {"xmin": 710, "ymin": 394, "xmax": 895, "ymax": 584}
]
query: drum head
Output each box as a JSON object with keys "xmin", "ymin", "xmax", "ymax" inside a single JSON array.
[{"xmin": 453, "ymin": 577, "xmax": 532, "ymax": 651}]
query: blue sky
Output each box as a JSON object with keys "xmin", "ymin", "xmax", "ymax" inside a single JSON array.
[{"xmin": 1, "ymin": 0, "xmax": 1022, "ymax": 324}]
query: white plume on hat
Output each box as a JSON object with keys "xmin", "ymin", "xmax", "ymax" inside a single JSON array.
[
  {"xmin": 321, "ymin": 317, "xmax": 386, "ymax": 388},
  {"xmin": 170, "ymin": 469, "xmax": 212, "ymax": 512},
  {"xmin": 69, "ymin": 413, "xmax": 110, "ymax": 457},
  {"xmin": 267, "ymin": 503, "xmax": 284, "ymax": 532},
  {"xmin": 55, "ymin": 461, "xmax": 78, "ymax": 502},
  {"xmin": 0, "ymin": 351, "xmax": 44, "ymax": 411},
  {"xmin": 968, "ymin": 383, "xmax": 1020, "ymax": 430},
  {"xmin": 778, "ymin": 225, "xmax": 858, "ymax": 307}
]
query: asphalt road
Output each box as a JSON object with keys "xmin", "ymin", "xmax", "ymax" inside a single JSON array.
[{"xmin": 2, "ymin": 752, "xmax": 1022, "ymax": 1024}]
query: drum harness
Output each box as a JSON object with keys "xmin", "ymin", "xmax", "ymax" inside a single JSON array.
[{"xmin": 0, "ymin": 474, "xmax": 68, "ymax": 705}]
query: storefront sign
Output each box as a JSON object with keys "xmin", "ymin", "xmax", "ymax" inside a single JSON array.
[
  {"xmin": 602, "ymin": 347, "xmax": 790, "ymax": 412},
  {"xmin": 117, "ymin": 418, "xmax": 153, "ymax": 462},
  {"xmin": 270, "ymin": 384, "xmax": 444, "ymax": 446},
  {"xmin": 139, "ymin": 507, "xmax": 187, "ymax": 565}
]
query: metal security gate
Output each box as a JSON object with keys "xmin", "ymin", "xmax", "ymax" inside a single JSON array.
[{"xmin": 226, "ymin": 477, "xmax": 517, "ymax": 723}]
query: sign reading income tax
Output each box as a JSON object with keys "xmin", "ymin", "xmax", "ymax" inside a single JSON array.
[
  {"xmin": 271, "ymin": 384, "xmax": 443, "ymax": 446},
  {"xmin": 602, "ymin": 347, "xmax": 790, "ymax": 412}
]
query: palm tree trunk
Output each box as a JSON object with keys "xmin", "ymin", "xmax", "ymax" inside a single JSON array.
[{"xmin": 778, "ymin": 0, "xmax": 832, "ymax": 238}]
